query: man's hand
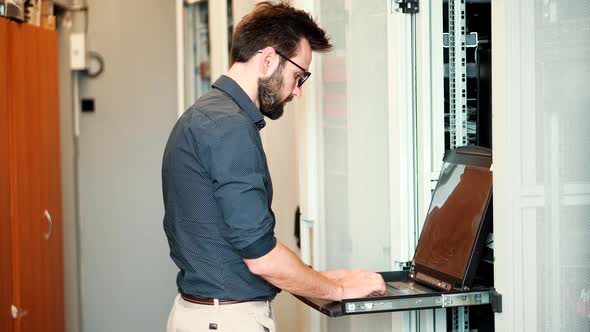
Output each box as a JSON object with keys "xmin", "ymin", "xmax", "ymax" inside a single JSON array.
[
  {"xmin": 320, "ymin": 269, "xmax": 349, "ymax": 281},
  {"xmin": 320, "ymin": 270, "xmax": 386, "ymax": 299},
  {"xmin": 327, "ymin": 269, "xmax": 387, "ymax": 300}
]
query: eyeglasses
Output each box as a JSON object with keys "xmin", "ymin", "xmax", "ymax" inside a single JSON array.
[
  {"xmin": 274, "ymin": 50, "xmax": 311, "ymax": 87},
  {"xmin": 258, "ymin": 49, "xmax": 311, "ymax": 87}
]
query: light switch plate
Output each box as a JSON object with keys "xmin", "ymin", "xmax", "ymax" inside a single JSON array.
[{"xmin": 70, "ymin": 33, "xmax": 86, "ymax": 70}]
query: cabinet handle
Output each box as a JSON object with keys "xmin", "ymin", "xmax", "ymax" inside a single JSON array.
[
  {"xmin": 11, "ymin": 305, "xmax": 28, "ymax": 319},
  {"xmin": 43, "ymin": 210, "xmax": 53, "ymax": 240}
]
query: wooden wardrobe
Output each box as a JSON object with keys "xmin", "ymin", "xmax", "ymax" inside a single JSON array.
[{"xmin": 0, "ymin": 17, "xmax": 64, "ymax": 332}]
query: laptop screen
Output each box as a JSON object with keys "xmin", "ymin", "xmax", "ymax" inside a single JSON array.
[{"xmin": 413, "ymin": 161, "xmax": 492, "ymax": 285}]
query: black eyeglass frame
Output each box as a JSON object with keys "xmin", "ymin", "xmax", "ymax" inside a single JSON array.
[
  {"xmin": 275, "ymin": 50, "xmax": 311, "ymax": 87},
  {"xmin": 271, "ymin": 50, "xmax": 312, "ymax": 87}
]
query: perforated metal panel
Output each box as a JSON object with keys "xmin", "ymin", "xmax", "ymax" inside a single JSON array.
[
  {"xmin": 496, "ymin": 0, "xmax": 590, "ymax": 331},
  {"xmin": 533, "ymin": 0, "xmax": 590, "ymax": 330}
]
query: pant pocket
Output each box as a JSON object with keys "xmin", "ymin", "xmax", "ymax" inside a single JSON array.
[{"xmin": 254, "ymin": 311, "xmax": 277, "ymax": 332}]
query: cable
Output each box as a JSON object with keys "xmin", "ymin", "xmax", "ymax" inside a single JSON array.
[{"xmin": 83, "ymin": 51, "xmax": 105, "ymax": 78}]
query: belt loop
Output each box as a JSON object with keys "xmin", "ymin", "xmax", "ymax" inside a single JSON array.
[{"xmin": 213, "ymin": 298, "xmax": 220, "ymax": 311}]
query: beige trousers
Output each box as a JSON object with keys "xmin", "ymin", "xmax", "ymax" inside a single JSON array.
[{"xmin": 167, "ymin": 294, "xmax": 278, "ymax": 332}]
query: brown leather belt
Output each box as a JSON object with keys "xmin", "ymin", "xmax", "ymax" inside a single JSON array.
[{"xmin": 181, "ymin": 294, "xmax": 254, "ymax": 305}]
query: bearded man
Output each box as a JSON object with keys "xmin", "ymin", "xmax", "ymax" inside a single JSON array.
[{"xmin": 162, "ymin": 3, "xmax": 385, "ymax": 331}]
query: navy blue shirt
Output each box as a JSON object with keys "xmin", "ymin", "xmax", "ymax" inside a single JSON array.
[{"xmin": 162, "ymin": 75, "xmax": 279, "ymax": 300}]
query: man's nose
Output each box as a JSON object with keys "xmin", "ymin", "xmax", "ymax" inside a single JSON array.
[{"xmin": 292, "ymin": 85, "xmax": 302, "ymax": 97}]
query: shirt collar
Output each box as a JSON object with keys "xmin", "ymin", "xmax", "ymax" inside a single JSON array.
[{"xmin": 212, "ymin": 75, "xmax": 266, "ymax": 130}]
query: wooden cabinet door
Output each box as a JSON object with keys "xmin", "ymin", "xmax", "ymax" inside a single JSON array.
[
  {"xmin": 7, "ymin": 21, "xmax": 64, "ymax": 332},
  {"xmin": 38, "ymin": 26, "xmax": 64, "ymax": 332},
  {"xmin": 0, "ymin": 17, "xmax": 15, "ymax": 332},
  {"xmin": 8, "ymin": 21, "xmax": 45, "ymax": 332}
]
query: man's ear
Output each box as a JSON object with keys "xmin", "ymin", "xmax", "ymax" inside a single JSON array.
[{"xmin": 258, "ymin": 47, "xmax": 278, "ymax": 77}]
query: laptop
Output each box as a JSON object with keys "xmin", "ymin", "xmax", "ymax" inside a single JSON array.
[{"xmin": 295, "ymin": 146, "xmax": 499, "ymax": 316}]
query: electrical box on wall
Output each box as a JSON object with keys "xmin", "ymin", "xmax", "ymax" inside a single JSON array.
[{"xmin": 70, "ymin": 32, "xmax": 86, "ymax": 70}]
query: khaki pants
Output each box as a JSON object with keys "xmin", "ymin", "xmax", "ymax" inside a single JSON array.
[{"xmin": 167, "ymin": 294, "xmax": 277, "ymax": 332}]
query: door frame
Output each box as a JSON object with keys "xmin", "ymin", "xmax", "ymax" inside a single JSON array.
[{"xmin": 175, "ymin": 0, "xmax": 229, "ymax": 118}]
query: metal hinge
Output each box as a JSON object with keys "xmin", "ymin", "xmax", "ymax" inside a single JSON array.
[{"xmin": 393, "ymin": 0, "xmax": 419, "ymax": 14}]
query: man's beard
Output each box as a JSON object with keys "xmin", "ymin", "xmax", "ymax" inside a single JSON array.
[{"xmin": 258, "ymin": 65, "xmax": 292, "ymax": 120}]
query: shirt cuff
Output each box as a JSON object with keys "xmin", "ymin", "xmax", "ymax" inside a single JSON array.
[{"xmin": 237, "ymin": 230, "xmax": 277, "ymax": 259}]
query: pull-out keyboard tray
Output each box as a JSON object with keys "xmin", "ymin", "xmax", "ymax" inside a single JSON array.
[{"xmin": 294, "ymin": 271, "xmax": 502, "ymax": 317}]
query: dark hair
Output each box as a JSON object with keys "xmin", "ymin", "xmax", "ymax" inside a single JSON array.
[{"xmin": 230, "ymin": 1, "xmax": 332, "ymax": 64}]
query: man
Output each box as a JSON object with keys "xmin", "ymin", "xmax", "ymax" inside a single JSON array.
[{"xmin": 162, "ymin": 2, "xmax": 386, "ymax": 331}]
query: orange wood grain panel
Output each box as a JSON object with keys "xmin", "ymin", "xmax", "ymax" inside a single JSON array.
[
  {"xmin": 38, "ymin": 26, "xmax": 64, "ymax": 332},
  {"xmin": 37, "ymin": 27, "xmax": 50, "ymax": 329},
  {"xmin": 10, "ymin": 21, "xmax": 33, "ymax": 332},
  {"xmin": 21, "ymin": 23, "xmax": 46, "ymax": 332},
  {"xmin": 7, "ymin": 20, "xmax": 27, "ymax": 332},
  {"xmin": 0, "ymin": 17, "xmax": 15, "ymax": 332},
  {"xmin": 48, "ymin": 28, "xmax": 65, "ymax": 332},
  {"xmin": 4, "ymin": 20, "xmax": 64, "ymax": 332},
  {"xmin": 8, "ymin": 22, "xmax": 64, "ymax": 332}
]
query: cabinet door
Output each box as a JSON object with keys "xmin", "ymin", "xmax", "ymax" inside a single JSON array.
[
  {"xmin": 9, "ymin": 22, "xmax": 44, "ymax": 332},
  {"xmin": 493, "ymin": 1, "xmax": 590, "ymax": 331},
  {"xmin": 23, "ymin": 23, "xmax": 48, "ymax": 331},
  {"xmin": 0, "ymin": 17, "xmax": 15, "ymax": 332},
  {"xmin": 8, "ymin": 22, "xmax": 63, "ymax": 332},
  {"xmin": 38, "ymin": 26, "xmax": 64, "ymax": 332}
]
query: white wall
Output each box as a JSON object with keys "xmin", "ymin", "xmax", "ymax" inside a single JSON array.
[{"xmin": 60, "ymin": 1, "xmax": 179, "ymax": 331}]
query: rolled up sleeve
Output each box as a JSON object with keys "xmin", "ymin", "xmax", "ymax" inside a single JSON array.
[{"xmin": 204, "ymin": 114, "xmax": 277, "ymax": 259}]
